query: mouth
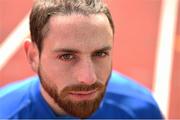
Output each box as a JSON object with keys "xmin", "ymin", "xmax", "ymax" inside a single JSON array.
[{"xmin": 68, "ymin": 89, "xmax": 97, "ymax": 101}]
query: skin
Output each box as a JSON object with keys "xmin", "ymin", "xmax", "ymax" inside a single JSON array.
[{"xmin": 24, "ymin": 13, "xmax": 113, "ymax": 118}]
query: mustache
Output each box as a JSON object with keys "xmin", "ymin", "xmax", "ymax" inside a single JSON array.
[{"xmin": 62, "ymin": 82, "xmax": 104, "ymax": 92}]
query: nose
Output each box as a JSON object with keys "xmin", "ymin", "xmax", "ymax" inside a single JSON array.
[{"xmin": 76, "ymin": 60, "xmax": 97, "ymax": 85}]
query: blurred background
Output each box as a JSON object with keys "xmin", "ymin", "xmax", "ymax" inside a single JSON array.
[{"xmin": 0, "ymin": 0, "xmax": 179, "ymax": 119}]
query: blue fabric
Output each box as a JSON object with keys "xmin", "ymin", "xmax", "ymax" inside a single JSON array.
[{"xmin": 0, "ymin": 71, "xmax": 163, "ymax": 119}]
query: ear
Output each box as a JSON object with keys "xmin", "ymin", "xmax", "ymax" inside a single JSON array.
[{"xmin": 24, "ymin": 39, "xmax": 40, "ymax": 73}]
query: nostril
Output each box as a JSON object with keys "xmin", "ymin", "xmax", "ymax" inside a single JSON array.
[{"xmin": 77, "ymin": 72, "xmax": 97, "ymax": 85}]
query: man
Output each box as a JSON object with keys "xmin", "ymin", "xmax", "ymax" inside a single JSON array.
[{"xmin": 0, "ymin": 0, "xmax": 163, "ymax": 119}]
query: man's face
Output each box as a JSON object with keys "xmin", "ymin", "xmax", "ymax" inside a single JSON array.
[{"xmin": 38, "ymin": 13, "xmax": 113, "ymax": 118}]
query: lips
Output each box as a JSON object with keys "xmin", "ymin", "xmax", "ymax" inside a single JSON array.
[
  {"xmin": 69, "ymin": 89, "xmax": 96, "ymax": 95},
  {"xmin": 68, "ymin": 89, "xmax": 97, "ymax": 100}
]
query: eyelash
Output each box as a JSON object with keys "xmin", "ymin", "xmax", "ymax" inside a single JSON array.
[
  {"xmin": 93, "ymin": 51, "xmax": 109, "ymax": 57},
  {"xmin": 57, "ymin": 51, "xmax": 109, "ymax": 62},
  {"xmin": 57, "ymin": 54, "xmax": 75, "ymax": 61}
]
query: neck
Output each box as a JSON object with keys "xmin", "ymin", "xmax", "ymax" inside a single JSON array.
[{"xmin": 40, "ymin": 85, "xmax": 67, "ymax": 116}]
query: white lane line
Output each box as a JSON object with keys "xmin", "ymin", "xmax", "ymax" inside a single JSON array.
[
  {"xmin": 153, "ymin": 0, "xmax": 179, "ymax": 118},
  {"xmin": 0, "ymin": 13, "xmax": 30, "ymax": 70}
]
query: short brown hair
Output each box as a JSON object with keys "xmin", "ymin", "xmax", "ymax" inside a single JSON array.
[{"xmin": 30, "ymin": 0, "xmax": 114, "ymax": 52}]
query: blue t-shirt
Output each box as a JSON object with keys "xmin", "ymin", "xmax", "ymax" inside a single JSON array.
[{"xmin": 0, "ymin": 71, "xmax": 163, "ymax": 119}]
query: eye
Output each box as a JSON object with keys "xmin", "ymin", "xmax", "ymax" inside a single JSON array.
[
  {"xmin": 94, "ymin": 51, "xmax": 108, "ymax": 58},
  {"xmin": 58, "ymin": 54, "xmax": 75, "ymax": 61}
]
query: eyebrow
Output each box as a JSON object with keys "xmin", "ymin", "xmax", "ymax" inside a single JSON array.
[
  {"xmin": 93, "ymin": 46, "xmax": 112, "ymax": 53},
  {"xmin": 53, "ymin": 48, "xmax": 80, "ymax": 53},
  {"xmin": 53, "ymin": 46, "xmax": 112, "ymax": 54}
]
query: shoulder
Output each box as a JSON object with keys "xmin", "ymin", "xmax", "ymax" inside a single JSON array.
[
  {"xmin": 95, "ymin": 70, "xmax": 163, "ymax": 118},
  {"xmin": 107, "ymin": 71, "xmax": 153, "ymax": 101},
  {"xmin": 0, "ymin": 76, "xmax": 39, "ymax": 118}
]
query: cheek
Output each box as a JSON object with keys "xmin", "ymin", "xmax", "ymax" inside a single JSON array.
[
  {"xmin": 40, "ymin": 56, "xmax": 74, "ymax": 89},
  {"xmin": 95, "ymin": 57, "xmax": 112, "ymax": 83}
]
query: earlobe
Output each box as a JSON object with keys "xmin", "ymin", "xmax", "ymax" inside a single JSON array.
[{"xmin": 24, "ymin": 40, "xmax": 39, "ymax": 72}]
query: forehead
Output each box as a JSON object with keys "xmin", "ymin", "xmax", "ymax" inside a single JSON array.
[{"xmin": 43, "ymin": 13, "xmax": 113, "ymax": 52}]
